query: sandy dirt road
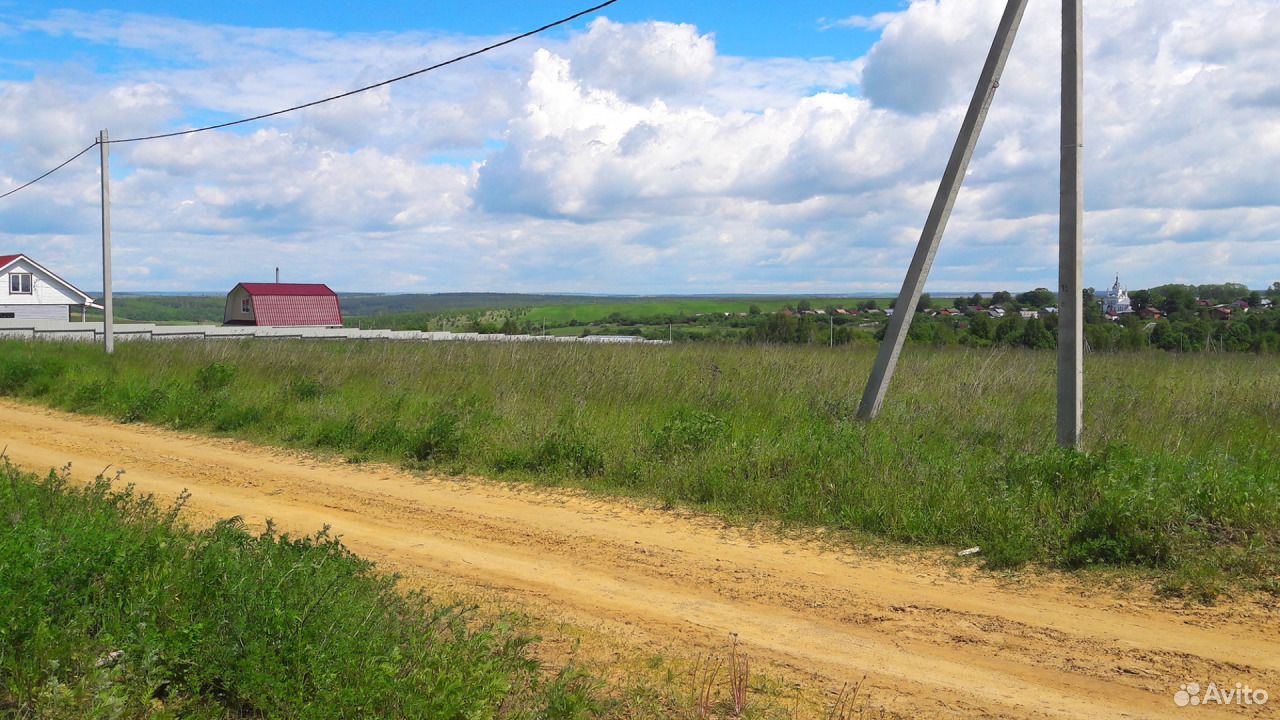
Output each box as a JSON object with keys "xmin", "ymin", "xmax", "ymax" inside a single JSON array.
[{"xmin": 2, "ymin": 399, "xmax": 1277, "ymax": 718}]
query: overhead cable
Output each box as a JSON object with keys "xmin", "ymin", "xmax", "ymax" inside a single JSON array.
[
  {"xmin": 0, "ymin": 142, "xmax": 98, "ymax": 201},
  {"xmin": 0, "ymin": 0, "xmax": 619, "ymax": 201},
  {"xmin": 108, "ymin": 0, "xmax": 619, "ymax": 144}
]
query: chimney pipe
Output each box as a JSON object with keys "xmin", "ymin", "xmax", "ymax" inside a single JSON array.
[{"xmin": 275, "ymin": 267, "xmax": 279, "ymax": 283}]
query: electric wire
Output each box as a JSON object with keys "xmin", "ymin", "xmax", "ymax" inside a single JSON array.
[
  {"xmin": 0, "ymin": 142, "xmax": 98, "ymax": 201},
  {"xmin": 0, "ymin": 0, "xmax": 619, "ymax": 201},
  {"xmin": 108, "ymin": 0, "xmax": 618, "ymax": 144}
]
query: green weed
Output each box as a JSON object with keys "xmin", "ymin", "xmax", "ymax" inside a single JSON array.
[
  {"xmin": 0, "ymin": 460, "xmax": 602, "ymax": 718},
  {"xmin": 1, "ymin": 338, "xmax": 1276, "ymax": 598}
]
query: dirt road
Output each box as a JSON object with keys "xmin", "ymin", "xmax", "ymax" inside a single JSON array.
[{"xmin": 3, "ymin": 399, "xmax": 1276, "ymax": 718}]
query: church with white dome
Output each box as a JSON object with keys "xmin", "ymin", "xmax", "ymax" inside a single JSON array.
[{"xmin": 1102, "ymin": 276, "xmax": 1133, "ymax": 315}]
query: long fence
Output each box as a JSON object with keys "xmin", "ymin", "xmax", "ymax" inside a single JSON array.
[{"xmin": 0, "ymin": 320, "xmax": 664, "ymax": 345}]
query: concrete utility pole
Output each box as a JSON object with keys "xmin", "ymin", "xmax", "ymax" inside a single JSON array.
[
  {"xmin": 1057, "ymin": 0, "xmax": 1084, "ymax": 448},
  {"xmin": 99, "ymin": 129, "xmax": 114, "ymax": 355},
  {"xmin": 858, "ymin": 0, "xmax": 1029, "ymax": 420}
]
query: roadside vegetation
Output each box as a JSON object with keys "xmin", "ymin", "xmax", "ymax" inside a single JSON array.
[
  {"xmin": 0, "ymin": 459, "xmax": 602, "ymax": 719},
  {"xmin": 1, "ymin": 338, "xmax": 1276, "ymax": 600}
]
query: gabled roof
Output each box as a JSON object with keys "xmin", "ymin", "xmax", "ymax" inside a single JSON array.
[
  {"xmin": 1, "ymin": 252, "xmax": 98, "ymax": 306},
  {"xmin": 238, "ymin": 283, "xmax": 336, "ymax": 297}
]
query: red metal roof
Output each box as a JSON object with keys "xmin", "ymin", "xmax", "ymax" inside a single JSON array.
[
  {"xmin": 239, "ymin": 283, "xmax": 336, "ymax": 297},
  {"xmin": 250, "ymin": 295, "xmax": 343, "ymax": 326},
  {"xmin": 0, "ymin": 254, "xmax": 22, "ymax": 269}
]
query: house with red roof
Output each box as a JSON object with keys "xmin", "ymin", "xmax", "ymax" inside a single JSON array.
[
  {"xmin": 1, "ymin": 253, "xmax": 100, "ymax": 321},
  {"xmin": 223, "ymin": 283, "xmax": 343, "ymax": 327}
]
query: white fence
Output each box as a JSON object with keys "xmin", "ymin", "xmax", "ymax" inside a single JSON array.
[{"xmin": 0, "ymin": 320, "xmax": 665, "ymax": 345}]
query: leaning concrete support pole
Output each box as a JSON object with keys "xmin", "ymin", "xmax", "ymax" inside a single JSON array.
[
  {"xmin": 858, "ymin": 0, "xmax": 1030, "ymax": 420},
  {"xmin": 99, "ymin": 129, "xmax": 114, "ymax": 355},
  {"xmin": 1057, "ymin": 0, "xmax": 1084, "ymax": 447}
]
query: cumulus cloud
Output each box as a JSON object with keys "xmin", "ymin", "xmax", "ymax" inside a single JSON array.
[
  {"xmin": 475, "ymin": 47, "xmax": 949, "ymax": 219},
  {"xmin": 1, "ymin": 2, "xmax": 1278, "ymax": 293},
  {"xmin": 570, "ymin": 18, "xmax": 715, "ymax": 102}
]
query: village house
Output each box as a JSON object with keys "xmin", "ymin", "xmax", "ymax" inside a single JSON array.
[
  {"xmin": 1019, "ymin": 310, "xmax": 1039, "ymax": 320},
  {"xmin": 0, "ymin": 253, "xmax": 100, "ymax": 321},
  {"xmin": 223, "ymin": 283, "xmax": 342, "ymax": 327},
  {"xmin": 1139, "ymin": 306, "xmax": 1164, "ymax": 320}
]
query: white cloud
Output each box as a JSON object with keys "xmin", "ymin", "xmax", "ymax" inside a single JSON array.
[
  {"xmin": 570, "ymin": 18, "xmax": 715, "ymax": 102},
  {"xmin": 822, "ymin": 12, "xmax": 902, "ymax": 33},
  {"xmin": 1, "ymin": 2, "xmax": 1278, "ymax": 294}
]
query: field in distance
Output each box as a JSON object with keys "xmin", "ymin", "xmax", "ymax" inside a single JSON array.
[{"xmin": 81, "ymin": 292, "xmax": 891, "ymax": 330}]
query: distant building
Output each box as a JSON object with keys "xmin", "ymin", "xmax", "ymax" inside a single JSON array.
[
  {"xmin": 1101, "ymin": 276, "xmax": 1133, "ymax": 315},
  {"xmin": 224, "ymin": 283, "xmax": 342, "ymax": 327},
  {"xmin": 0, "ymin": 253, "xmax": 100, "ymax": 321},
  {"xmin": 1019, "ymin": 310, "xmax": 1040, "ymax": 320},
  {"xmin": 1139, "ymin": 306, "xmax": 1164, "ymax": 320}
]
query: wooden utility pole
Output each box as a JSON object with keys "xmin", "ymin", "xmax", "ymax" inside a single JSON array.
[
  {"xmin": 1057, "ymin": 0, "xmax": 1084, "ymax": 447},
  {"xmin": 858, "ymin": 0, "xmax": 1029, "ymax": 420},
  {"xmin": 99, "ymin": 129, "xmax": 114, "ymax": 355}
]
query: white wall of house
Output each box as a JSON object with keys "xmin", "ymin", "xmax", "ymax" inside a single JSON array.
[
  {"xmin": 223, "ymin": 285, "xmax": 256, "ymax": 324},
  {"xmin": 1, "ymin": 257, "xmax": 83, "ymax": 320},
  {"xmin": 0, "ymin": 304, "xmax": 68, "ymax": 321}
]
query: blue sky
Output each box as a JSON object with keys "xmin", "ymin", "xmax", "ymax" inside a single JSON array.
[
  {"xmin": 1, "ymin": 0, "xmax": 1278, "ymax": 294},
  {"xmin": 2, "ymin": 1, "xmax": 901, "ymax": 63}
]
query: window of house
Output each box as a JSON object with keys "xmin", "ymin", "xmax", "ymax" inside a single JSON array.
[
  {"xmin": 9, "ymin": 273, "xmax": 32, "ymax": 294},
  {"xmin": 0, "ymin": 312, "xmax": 14, "ymax": 319},
  {"xmin": 241, "ymin": 297, "xmax": 252, "ymax": 314}
]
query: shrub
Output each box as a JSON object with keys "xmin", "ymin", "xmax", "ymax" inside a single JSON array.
[
  {"xmin": 648, "ymin": 408, "xmax": 726, "ymax": 454},
  {"xmin": 406, "ymin": 413, "xmax": 464, "ymax": 463},
  {"xmin": 194, "ymin": 362, "xmax": 237, "ymax": 392}
]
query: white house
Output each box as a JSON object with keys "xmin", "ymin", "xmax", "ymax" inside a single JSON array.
[{"xmin": 0, "ymin": 253, "xmax": 100, "ymax": 321}]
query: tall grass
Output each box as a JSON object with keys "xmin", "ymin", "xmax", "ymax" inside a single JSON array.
[
  {"xmin": 1, "ymin": 339, "xmax": 1277, "ymax": 597},
  {"xmin": 0, "ymin": 460, "xmax": 601, "ymax": 718}
]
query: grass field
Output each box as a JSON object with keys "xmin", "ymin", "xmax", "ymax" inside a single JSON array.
[
  {"xmin": 1, "ymin": 339, "xmax": 1276, "ymax": 600},
  {"xmin": 0, "ymin": 460, "xmax": 602, "ymax": 718}
]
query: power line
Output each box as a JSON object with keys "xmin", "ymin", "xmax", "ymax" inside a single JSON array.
[
  {"xmin": 109, "ymin": 0, "xmax": 619, "ymax": 144},
  {"xmin": 0, "ymin": 0, "xmax": 619, "ymax": 201},
  {"xmin": 0, "ymin": 142, "xmax": 98, "ymax": 201}
]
